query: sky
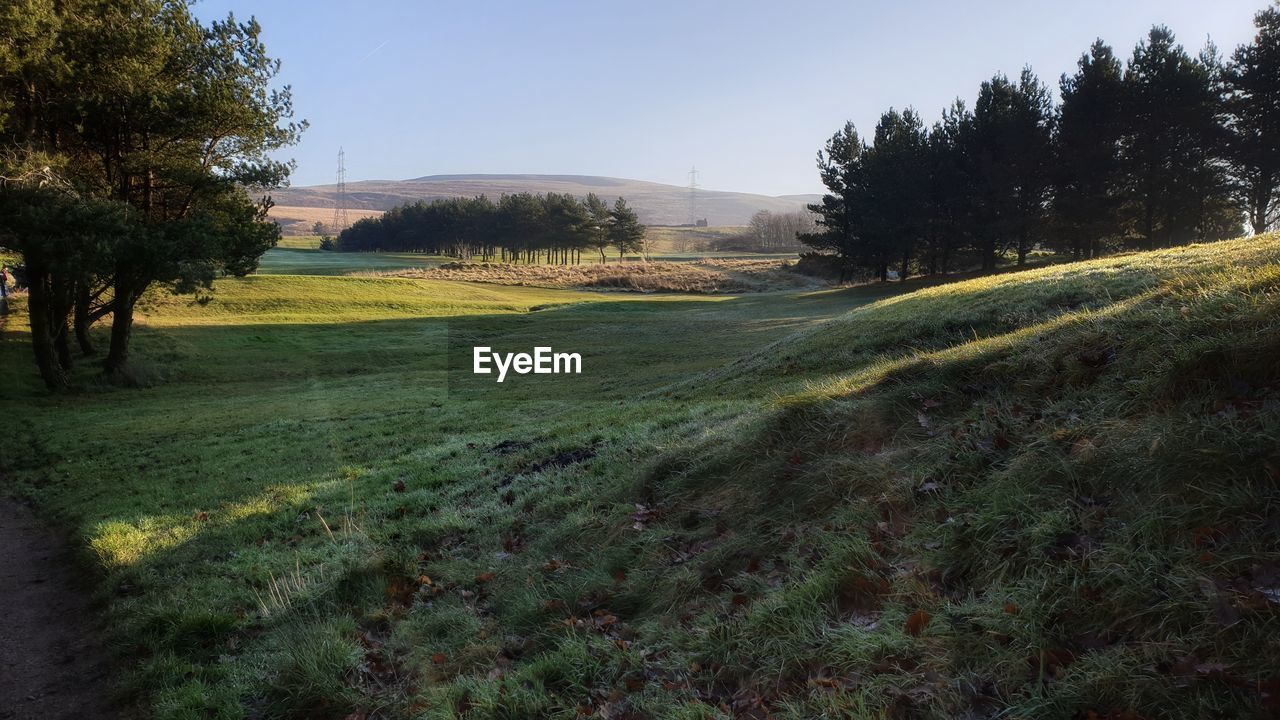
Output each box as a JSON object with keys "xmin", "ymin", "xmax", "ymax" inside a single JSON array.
[{"xmin": 194, "ymin": 0, "xmax": 1266, "ymax": 196}]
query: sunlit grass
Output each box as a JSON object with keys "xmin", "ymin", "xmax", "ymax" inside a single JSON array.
[{"xmin": 1, "ymin": 235, "xmax": 1277, "ymax": 719}]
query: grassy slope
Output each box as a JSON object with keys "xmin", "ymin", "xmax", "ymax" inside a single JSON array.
[{"xmin": 1, "ymin": 237, "xmax": 1278, "ymax": 719}]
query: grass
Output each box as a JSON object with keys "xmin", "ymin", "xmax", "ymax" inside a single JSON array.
[
  {"xmin": 643, "ymin": 226, "xmax": 747, "ymax": 254},
  {"xmin": 378, "ymin": 258, "xmax": 822, "ymax": 294},
  {"xmin": 255, "ymin": 247, "xmax": 452, "ymax": 276},
  {"xmin": 1, "ymin": 236, "xmax": 1278, "ymax": 719}
]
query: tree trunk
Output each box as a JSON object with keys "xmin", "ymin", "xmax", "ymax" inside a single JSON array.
[
  {"xmin": 103, "ymin": 280, "xmax": 138, "ymax": 376},
  {"xmin": 55, "ymin": 322, "xmax": 73, "ymax": 371},
  {"xmin": 25, "ymin": 267, "xmax": 68, "ymax": 390},
  {"xmin": 74, "ymin": 282, "xmax": 96, "ymax": 355},
  {"xmin": 982, "ymin": 239, "xmax": 996, "ymax": 271},
  {"xmin": 1252, "ymin": 177, "xmax": 1272, "ymax": 234}
]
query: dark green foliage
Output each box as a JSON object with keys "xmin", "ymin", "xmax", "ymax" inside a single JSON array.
[
  {"xmin": 800, "ymin": 122, "xmax": 864, "ymax": 281},
  {"xmin": 1054, "ymin": 41, "xmax": 1127, "ymax": 259},
  {"xmin": 608, "ymin": 196, "xmax": 646, "ymax": 260},
  {"xmin": 969, "ymin": 69, "xmax": 1055, "ymax": 268},
  {"xmin": 1226, "ymin": 4, "xmax": 1280, "ymax": 234},
  {"xmin": 338, "ymin": 192, "xmax": 647, "ymax": 264},
  {"xmin": 0, "ymin": 0, "xmax": 302, "ymax": 388},
  {"xmin": 1121, "ymin": 27, "xmax": 1238, "ymax": 249},
  {"xmin": 805, "ymin": 12, "xmax": 1270, "ymax": 281}
]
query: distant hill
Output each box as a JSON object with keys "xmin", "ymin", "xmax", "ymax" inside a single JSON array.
[{"xmin": 268, "ymin": 174, "xmax": 820, "ymax": 232}]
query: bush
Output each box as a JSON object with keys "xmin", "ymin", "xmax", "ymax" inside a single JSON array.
[{"xmin": 793, "ymin": 252, "xmax": 846, "ymax": 280}]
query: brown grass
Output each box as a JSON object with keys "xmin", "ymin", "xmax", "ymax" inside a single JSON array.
[
  {"xmin": 373, "ymin": 258, "xmax": 825, "ymax": 294},
  {"xmin": 268, "ymin": 205, "xmax": 384, "ymax": 235}
]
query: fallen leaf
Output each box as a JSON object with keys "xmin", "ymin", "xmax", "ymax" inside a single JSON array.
[
  {"xmin": 431, "ymin": 652, "xmax": 446, "ymax": 665},
  {"xmin": 905, "ymin": 610, "xmax": 932, "ymax": 636},
  {"xmin": 1003, "ymin": 602, "xmax": 1019, "ymax": 615},
  {"xmin": 393, "ymin": 479, "xmax": 406, "ymax": 493},
  {"xmin": 475, "ymin": 571, "xmax": 495, "ymax": 584},
  {"xmin": 194, "ymin": 511, "xmax": 209, "ymax": 522}
]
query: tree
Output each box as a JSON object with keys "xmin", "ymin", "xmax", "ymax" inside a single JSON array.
[
  {"xmin": 0, "ymin": 0, "xmax": 303, "ymax": 387},
  {"xmin": 1121, "ymin": 27, "xmax": 1237, "ymax": 249},
  {"xmin": 0, "ymin": 182, "xmax": 130, "ymax": 388},
  {"xmin": 861, "ymin": 108, "xmax": 929, "ymax": 280},
  {"xmin": 921, "ymin": 100, "xmax": 975, "ymax": 274},
  {"xmin": 1225, "ymin": 4, "xmax": 1280, "ymax": 234},
  {"xmin": 584, "ymin": 192, "xmax": 613, "ymax": 262},
  {"xmin": 1054, "ymin": 41, "xmax": 1127, "ymax": 258},
  {"xmin": 968, "ymin": 70, "xmax": 1055, "ymax": 269},
  {"xmin": 800, "ymin": 122, "xmax": 865, "ymax": 281},
  {"xmin": 745, "ymin": 210, "xmax": 815, "ymax": 251},
  {"xmin": 608, "ymin": 197, "xmax": 645, "ymax": 260}
]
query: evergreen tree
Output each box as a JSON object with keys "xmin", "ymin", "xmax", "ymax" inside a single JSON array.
[
  {"xmin": 608, "ymin": 197, "xmax": 646, "ymax": 260},
  {"xmin": 1121, "ymin": 27, "xmax": 1238, "ymax": 248},
  {"xmin": 861, "ymin": 109, "xmax": 929, "ymax": 280},
  {"xmin": 1225, "ymin": 4, "xmax": 1280, "ymax": 234},
  {"xmin": 1054, "ymin": 41, "xmax": 1127, "ymax": 258},
  {"xmin": 800, "ymin": 122, "xmax": 865, "ymax": 281},
  {"xmin": 584, "ymin": 192, "xmax": 613, "ymax": 262},
  {"xmin": 968, "ymin": 70, "xmax": 1055, "ymax": 268},
  {"xmin": 0, "ymin": 0, "xmax": 303, "ymax": 385},
  {"xmin": 921, "ymin": 101, "xmax": 975, "ymax": 274}
]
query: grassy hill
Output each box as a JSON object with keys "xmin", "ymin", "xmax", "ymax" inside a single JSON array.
[
  {"xmin": 267, "ymin": 174, "xmax": 820, "ymax": 230},
  {"xmin": 0, "ymin": 236, "xmax": 1277, "ymax": 719}
]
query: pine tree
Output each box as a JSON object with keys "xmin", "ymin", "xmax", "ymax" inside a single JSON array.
[
  {"xmin": 968, "ymin": 70, "xmax": 1055, "ymax": 268},
  {"xmin": 921, "ymin": 100, "xmax": 975, "ymax": 274},
  {"xmin": 584, "ymin": 193, "xmax": 613, "ymax": 262},
  {"xmin": 800, "ymin": 122, "xmax": 865, "ymax": 281},
  {"xmin": 1054, "ymin": 41, "xmax": 1127, "ymax": 258},
  {"xmin": 1225, "ymin": 4, "xmax": 1280, "ymax": 234},
  {"xmin": 1121, "ymin": 27, "xmax": 1238, "ymax": 248},
  {"xmin": 861, "ymin": 108, "xmax": 929, "ymax": 280},
  {"xmin": 608, "ymin": 197, "xmax": 646, "ymax": 261}
]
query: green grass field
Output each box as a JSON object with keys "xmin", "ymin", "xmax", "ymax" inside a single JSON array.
[
  {"xmin": 256, "ymin": 247, "xmax": 453, "ymax": 276},
  {"xmin": 1, "ymin": 237, "xmax": 1278, "ymax": 719}
]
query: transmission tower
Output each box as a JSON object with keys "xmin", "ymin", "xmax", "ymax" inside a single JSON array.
[
  {"xmin": 687, "ymin": 165, "xmax": 699, "ymax": 225},
  {"xmin": 332, "ymin": 147, "xmax": 349, "ymax": 233}
]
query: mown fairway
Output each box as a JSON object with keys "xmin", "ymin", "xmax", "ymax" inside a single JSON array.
[
  {"xmin": 256, "ymin": 247, "xmax": 453, "ymax": 275},
  {"xmin": 1, "ymin": 238, "xmax": 1278, "ymax": 719}
]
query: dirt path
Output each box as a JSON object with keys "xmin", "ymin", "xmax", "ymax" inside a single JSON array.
[{"xmin": 0, "ymin": 499, "xmax": 115, "ymax": 719}]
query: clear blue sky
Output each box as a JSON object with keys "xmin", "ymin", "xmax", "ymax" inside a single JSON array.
[{"xmin": 194, "ymin": 0, "xmax": 1265, "ymax": 196}]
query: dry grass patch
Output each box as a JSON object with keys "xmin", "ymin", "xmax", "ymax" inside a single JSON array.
[
  {"xmin": 268, "ymin": 205, "xmax": 385, "ymax": 235},
  {"xmin": 379, "ymin": 258, "xmax": 824, "ymax": 293}
]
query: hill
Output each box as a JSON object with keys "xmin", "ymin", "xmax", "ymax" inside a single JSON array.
[
  {"xmin": 1, "ymin": 237, "xmax": 1277, "ymax": 718},
  {"xmin": 268, "ymin": 173, "xmax": 821, "ymax": 231}
]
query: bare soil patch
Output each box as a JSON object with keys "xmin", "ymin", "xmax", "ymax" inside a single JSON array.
[{"xmin": 0, "ymin": 499, "xmax": 115, "ymax": 719}]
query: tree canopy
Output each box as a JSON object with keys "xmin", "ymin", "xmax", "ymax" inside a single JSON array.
[
  {"xmin": 338, "ymin": 193, "xmax": 647, "ymax": 264},
  {"xmin": 803, "ymin": 18, "xmax": 1278, "ymax": 280},
  {"xmin": 0, "ymin": 0, "xmax": 302, "ymax": 388}
]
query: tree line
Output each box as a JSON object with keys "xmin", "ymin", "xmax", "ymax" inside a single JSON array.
[
  {"xmin": 746, "ymin": 210, "xmax": 816, "ymax": 251},
  {"xmin": 338, "ymin": 193, "xmax": 647, "ymax": 264},
  {"xmin": 804, "ymin": 6, "xmax": 1280, "ymax": 281},
  {"xmin": 0, "ymin": 0, "xmax": 300, "ymax": 389}
]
